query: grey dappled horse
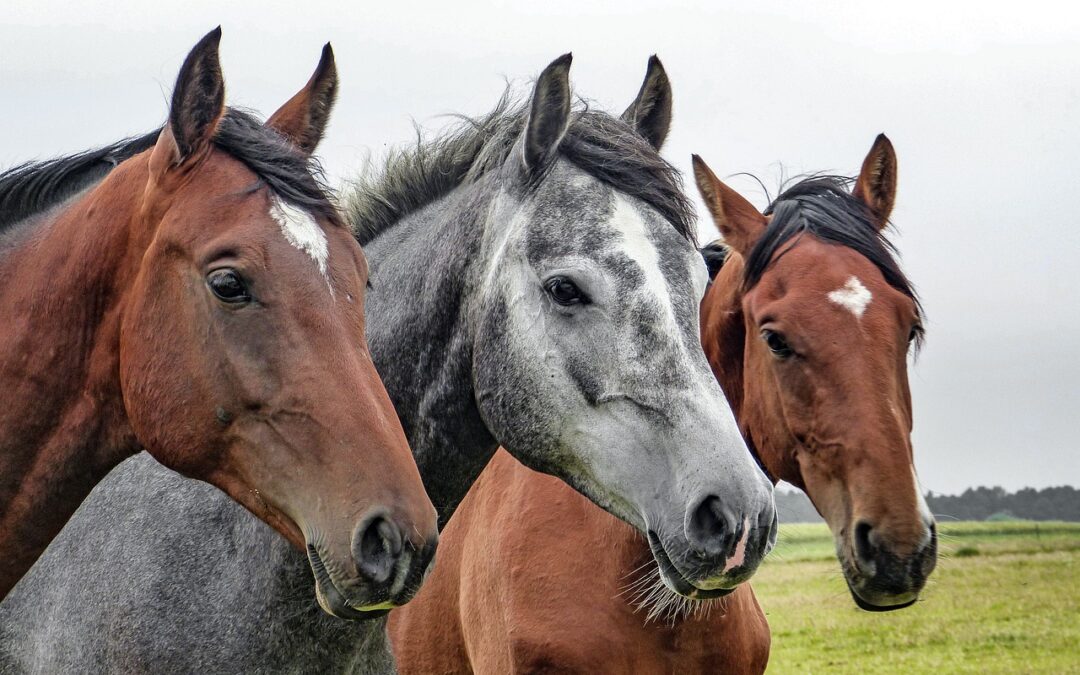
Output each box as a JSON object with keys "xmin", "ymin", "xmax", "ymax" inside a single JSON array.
[{"xmin": 0, "ymin": 56, "xmax": 775, "ymax": 673}]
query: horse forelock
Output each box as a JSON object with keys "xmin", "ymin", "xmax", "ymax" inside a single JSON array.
[
  {"xmin": 344, "ymin": 90, "xmax": 696, "ymax": 248},
  {"xmin": 746, "ymin": 175, "xmax": 924, "ymax": 346}
]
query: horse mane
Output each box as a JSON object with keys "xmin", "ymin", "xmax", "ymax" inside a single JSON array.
[
  {"xmin": 344, "ymin": 90, "xmax": 696, "ymax": 246},
  {"xmin": 744, "ymin": 175, "xmax": 923, "ymax": 344},
  {"xmin": 0, "ymin": 108, "xmax": 341, "ymax": 232},
  {"xmin": 0, "ymin": 132, "xmax": 159, "ymax": 230}
]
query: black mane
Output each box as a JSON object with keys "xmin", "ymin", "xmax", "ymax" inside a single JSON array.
[
  {"xmin": 212, "ymin": 109, "xmax": 341, "ymax": 226},
  {"xmin": 0, "ymin": 108, "xmax": 340, "ymax": 231},
  {"xmin": 0, "ymin": 132, "xmax": 158, "ymax": 229},
  {"xmin": 345, "ymin": 92, "xmax": 696, "ymax": 246},
  {"xmin": 745, "ymin": 175, "xmax": 923, "ymax": 334}
]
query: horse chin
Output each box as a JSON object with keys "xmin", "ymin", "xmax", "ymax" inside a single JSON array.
[
  {"xmin": 646, "ymin": 531, "xmax": 737, "ymax": 600},
  {"xmin": 307, "ymin": 544, "xmax": 394, "ymax": 621},
  {"xmin": 836, "ymin": 543, "xmax": 922, "ymax": 612}
]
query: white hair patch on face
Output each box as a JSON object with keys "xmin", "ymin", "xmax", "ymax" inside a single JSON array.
[
  {"xmin": 270, "ymin": 197, "xmax": 331, "ymax": 286},
  {"xmin": 608, "ymin": 195, "xmax": 680, "ymax": 334},
  {"xmin": 828, "ymin": 276, "xmax": 872, "ymax": 318},
  {"xmin": 913, "ymin": 467, "xmax": 933, "ymax": 524}
]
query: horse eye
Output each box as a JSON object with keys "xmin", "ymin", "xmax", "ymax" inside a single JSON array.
[
  {"xmin": 207, "ymin": 269, "xmax": 250, "ymax": 304},
  {"xmin": 908, "ymin": 324, "xmax": 923, "ymax": 343},
  {"xmin": 545, "ymin": 276, "xmax": 588, "ymax": 306},
  {"xmin": 762, "ymin": 329, "xmax": 794, "ymax": 359}
]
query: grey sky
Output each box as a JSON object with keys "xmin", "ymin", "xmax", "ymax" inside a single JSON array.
[{"xmin": 3, "ymin": 0, "xmax": 1077, "ymax": 494}]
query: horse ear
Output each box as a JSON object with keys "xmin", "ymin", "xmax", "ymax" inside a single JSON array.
[
  {"xmin": 266, "ymin": 43, "xmax": 338, "ymax": 156},
  {"xmin": 522, "ymin": 53, "xmax": 573, "ymax": 174},
  {"xmin": 700, "ymin": 240, "xmax": 729, "ymax": 280},
  {"xmin": 163, "ymin": 28, "xmax": 226, "ymax": 165},
  {"xmin": 852, "ymin": 133, "xmax": 898, "ymax": 229},
  {"xmin": 692, "ymin": 154, "xmax": 766, "ymax": 257},
  {"xmin": 621, "ymin": 55, "xmax": 672, "ymax": 150}
]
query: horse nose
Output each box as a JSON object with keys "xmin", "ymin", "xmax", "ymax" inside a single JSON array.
[
  {"xmin": 352, "ymin": 513, "xmax": 404, "ymax": 585},
  {"xmin": 853, "ymin": 519, "xmax": 937, "ymax": 580},
  {"xmin": 687, "ymin": 494, "xmax": 776, "ymax": 575}
]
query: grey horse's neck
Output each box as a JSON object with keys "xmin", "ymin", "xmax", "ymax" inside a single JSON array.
[{"xmin": 361, "ymin": 178, "xmax": 499, "ymax": 526}]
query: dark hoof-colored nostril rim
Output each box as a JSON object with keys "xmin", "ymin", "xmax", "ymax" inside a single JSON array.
[
  {"xmin": 854, "ymin": 520, "xmax": 876, "ymax": 563},
  {"xmin": 354, "ymin": 515, "xmax": 403, "ymax": 585}
]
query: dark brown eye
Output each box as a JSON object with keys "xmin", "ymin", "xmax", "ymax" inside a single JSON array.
[
  {"xmin": 762, "ymin": 329, "xmax": 794, "ymax": 359},
  {"xmin": 545, "ymin": 276, "xmax": 588, "ymax": 306},
  {"xmin": 207, "ymin": 269, "xmax": 250, "ymax": 304},
  {"xmin": 908, "ymin": 324, "xmax": 923, "ymax": 344}
]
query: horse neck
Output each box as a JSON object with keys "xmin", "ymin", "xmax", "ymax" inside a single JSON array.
[
  {"xmin": 362, "ymin": 182, "xmax": 499, "ymax": 527},
  {"xmin": 0, "ymin": 157, "xmax": 147, "ymax": 595}
]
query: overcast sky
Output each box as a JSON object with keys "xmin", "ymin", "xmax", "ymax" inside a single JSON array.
[{"xmin": 3, "ymin": 1, "xmax": 1077, "ymax": 494}]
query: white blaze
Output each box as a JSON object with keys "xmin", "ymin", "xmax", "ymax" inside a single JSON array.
[
  {"xmin": 270, "ymin": 197, "xmax": 330, "ymax": 286},
  {"xmin": 913, "ymin": 468, "xmax": 934, "ymax": 525},
  {"xmin": 828, "ymin": 275, "xmax": 872, "ymax": 318},
  {"xmin": 609, "ymin": 195, "xmax": 681, "ymax": 336}
]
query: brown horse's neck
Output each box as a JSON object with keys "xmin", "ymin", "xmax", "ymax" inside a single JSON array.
[
  {"xmin": 0, "ymin": 157, "xmax": 148, "ymax": 596},
  {"xmin": 700, "ymin": 252, "xmax": 800, "ymax": 489}
]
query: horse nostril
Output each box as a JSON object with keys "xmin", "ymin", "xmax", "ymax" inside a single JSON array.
[
  {"xmin": 853, "ymin": 520, "xmax": 877, "ymax": 564},
  {"xmin": 688, "ymin": 495, "xmax": 732, "ymax": 557},
  {"xmin": 377, "ymin": 518, "xmax": 404, "ymax": 557},
  {"xmin": 353, "ymin": 515, "xmax": 403, "ymax": 585}
]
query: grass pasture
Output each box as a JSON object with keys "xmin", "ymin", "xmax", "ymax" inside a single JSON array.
[{"xmin": 755, "ymin": 521, "xmax": 1080, "ymax": 674}]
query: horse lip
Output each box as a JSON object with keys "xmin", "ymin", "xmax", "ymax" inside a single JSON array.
[
  {"xmin": 837, "ymin": 540, "xmax": 923, "ymax": 612},
  {"xmin": 846, "ymin": 581, "xmax": 918, "ymax": 612},
  {"xmin": 306, "ymin": 544, "xmax": 394, "ymax": 621},
  {"xmin": 646, "ymin": 530, "xmax": 736, "ymax": 600}
]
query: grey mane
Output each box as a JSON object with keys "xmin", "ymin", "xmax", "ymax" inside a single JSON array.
[{"xmin": 345, "ymin": 90, "xmax": 696, "ymax": 246}]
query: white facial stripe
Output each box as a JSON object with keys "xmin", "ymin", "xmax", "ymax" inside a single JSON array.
[
  {"xmin": 482, "ymin": 195, "xmax": 526, "ymax": 293},
  {"xmin": 270, "ymin": 198, "xmax": 331, "ymax": 287},
  {"xmin": 609, "ymin": 195, "xmax": 681, "ymax": 336},
  {"xmin": 913, "ymin": 467, "xmax": 933, "ymax": 523},
  {"xmin": 828, "ymin": 275, "xmax": 872, "ymax": 318},
  {"xmin": 912, "ymin": 467, "xmax": 934, "ymax": 548},
  {"xmin": 691, "ymin": 255, "xmax": 709, "ymax": 301}
]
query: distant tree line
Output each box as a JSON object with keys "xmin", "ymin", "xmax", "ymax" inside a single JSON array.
[{"xmin": 775, "ymin": 485, "xmax": 1080, "ymax": 524}]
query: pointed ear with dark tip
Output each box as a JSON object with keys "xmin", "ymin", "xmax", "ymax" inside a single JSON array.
[
  {"xmin": 700, "ymin": 241, "xmax": 729, "ymax": 280},
  {"xmin": 621, "ymin": 55, "xmax": 672, "ymax": 150},
  {"xmin": 163, "ymin": 27, "xmax": 226, "ymax": 165},
  {"xmin": 266, "ymin": 43, "xmax": 339, "ymax": 155},
  {"xmin": 852, "ymin": 133, "xmax": 898, "ymax": 229},
  {"xmin": 692, "ymin": 154, "xmax": 767, "ymax": 257},
  {"xmin": 522, "ymin": 53, "xmax": 573, "ymax": 174}
]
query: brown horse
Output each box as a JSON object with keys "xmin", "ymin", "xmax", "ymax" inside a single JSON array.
[
  {"xmin": 0, "ymin": 29, "xmax": 438, "ymax": 615},
  {"xmin": 389, "ymin": 135, "xmax": 936, "ymax": 673}
]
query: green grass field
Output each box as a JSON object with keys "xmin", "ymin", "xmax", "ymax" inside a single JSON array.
[{"xmin": 755, "ymin": 521, "xmax": 1080, "ymax": 674}]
